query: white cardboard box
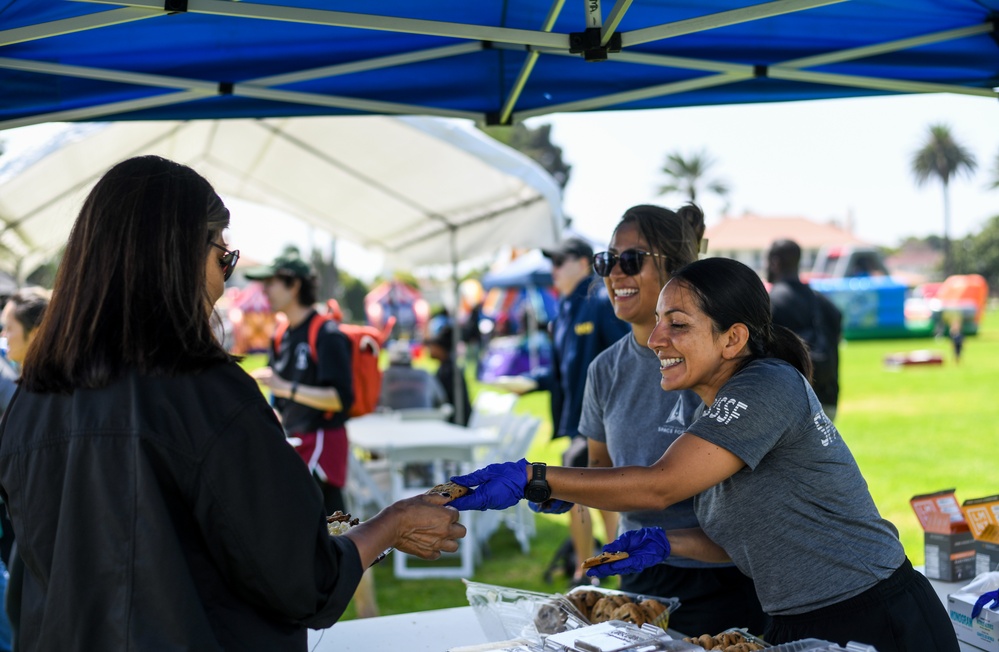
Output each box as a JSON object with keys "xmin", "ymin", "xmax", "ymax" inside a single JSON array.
[{"xmin": 948, "ymin": 591, "xmax": 999, "ymax": 652}]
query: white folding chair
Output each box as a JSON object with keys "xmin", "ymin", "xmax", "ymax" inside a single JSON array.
[
  {"xmin": 391, "ymin": 405, "xmax": 454, "ymax": 421},
  {"xmin": 473, "ymin": 415, "xmax": 541, "ymax": 556},
  {"xmin": 467, "ymin": 391, "xmax": 518, "ymax": 434},
  {"xmin": 343, "ymin": 446, "xmax": 391, "ymax": 520},
  {"xmin": 386, "ymin": 443, "xmax": 478, "ymax": 579}
]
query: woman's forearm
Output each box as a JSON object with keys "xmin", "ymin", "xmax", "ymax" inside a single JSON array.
[
  {"xmin": 544, "ymin": 464, "xmax": 683, "ymax": 512},
  {"xmin": 667, "ymin": 528, "xmax": 732, "ymax": 563},
  {"xmin": 536, "ymin": 434, "xmax": 745, "ymax": 513}
]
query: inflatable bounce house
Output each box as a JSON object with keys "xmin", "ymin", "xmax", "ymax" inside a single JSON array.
[
  {"xmin": 807, "ymin": 246, "xmax": 988, "ymax": 340},
  {"xmin": 476, "ymin": 250, "xmax": 557, "ymax": 383},
  {"xmin": 363, "ymin": 279, "xmax": 429, "ymax": 342},
  {"xmin": 226, "ymin": 283, "xmax": 277, "ymax": 354}
]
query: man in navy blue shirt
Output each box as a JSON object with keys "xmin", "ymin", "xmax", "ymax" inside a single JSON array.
[{"xmin": 528, "ymin": 237, "xmax": 629, "ymax": 585}]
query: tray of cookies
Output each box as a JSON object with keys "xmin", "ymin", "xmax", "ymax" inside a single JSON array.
[
  {"xmin": 679, "ymin": 628, "xmax": 767, "ymax": 650},
  {"xmin": 565, "ymin": 586, "xmax": 681, "ymax": 632}
]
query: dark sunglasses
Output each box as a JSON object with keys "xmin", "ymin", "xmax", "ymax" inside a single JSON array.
[
  {"xmin": 593, "ymin": 249, "xmax": 666, "ymax": 277},
  {"xmin": 549, "ymin": 254, "xmax": 575, "ymax": 268},
  {"xmin": 210, "ymin": 242, "xmax": 240, "ymax": 281}
]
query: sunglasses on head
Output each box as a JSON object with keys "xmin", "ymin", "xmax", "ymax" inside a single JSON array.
[
  {"xmin": 593, "ymin": 249, "xmax": 666, "ymax": 277},
  {"xmin": 210, "ymin": 242, "xmax": 240, "ymax": 281}
]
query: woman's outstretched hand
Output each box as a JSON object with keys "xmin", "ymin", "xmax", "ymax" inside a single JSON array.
[
  {"xmin": 446, "ymin": 459, "xmax": 528, "ymax": 511},
  {"xmin": 585, "ymin": 527, "xmax": 671, "ymax": 578}
]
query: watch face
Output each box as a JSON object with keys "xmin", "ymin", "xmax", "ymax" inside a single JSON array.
[{"xmin": 526, "ymin": 482, "xmax": 551, "ymax": 503}]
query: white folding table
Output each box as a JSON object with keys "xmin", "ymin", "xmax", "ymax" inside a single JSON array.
[{"xmin": 346, "ymin": 415, "xmax": 501, "ymax": 579}]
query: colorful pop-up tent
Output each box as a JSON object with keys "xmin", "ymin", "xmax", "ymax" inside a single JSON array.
[{"xmin": 1, "ymin": 1, "xmax": 996, "ymax": 130}]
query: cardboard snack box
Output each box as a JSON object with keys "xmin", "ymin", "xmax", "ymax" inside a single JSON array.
[
  {"xmin": 962, "ymin": 495, "xmax": 999, "ymax": 576},
  {"xmin": 911, "ymin": 489, "xmax": 975, "ymax": 581}
]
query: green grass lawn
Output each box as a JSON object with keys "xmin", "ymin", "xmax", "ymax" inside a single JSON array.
[{"xmin": 293, "ymin": 309, "xmax": 999, "ymax": 620}]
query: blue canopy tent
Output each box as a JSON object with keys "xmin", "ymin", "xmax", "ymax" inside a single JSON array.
[
  {"xmin": 478, "ymin": 250, "xmax": 558, "ymax": 382},
  {"xmin": 480, "ymin": 249, "xmax": 553, "ymax": 291},
  {"xmin": 1, "ymin": 0, "xmax": 997, "ymax": 130}
]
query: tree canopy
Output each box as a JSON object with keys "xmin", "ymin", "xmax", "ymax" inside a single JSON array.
[
  {"xmin": 656, "ymin": 149, "xmax": 729, "ymax": 209},
  {"xmin": 910, "ymin": 123, "xmax": 977, "ymax": 276},
  {"xmin": 482, "ymin": 123, "xmax": 571, "ymax": 190},
  {"xmin": 952, "ymin": 214, "xmax": 999, "ymax": 293}
]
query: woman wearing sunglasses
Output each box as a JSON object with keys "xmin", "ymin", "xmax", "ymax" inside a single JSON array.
[
  {"xmin": 0, "ymin": 155, "xmax": 465, "ymax": 651},
  {"xmin": 582, "ymin": 205, "xmax": 766, "ymax": 635}
]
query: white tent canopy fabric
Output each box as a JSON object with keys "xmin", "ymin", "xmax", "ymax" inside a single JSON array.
[{"xmin": 0, "ymin": 116, "xmax": 564, "ymax": 277}]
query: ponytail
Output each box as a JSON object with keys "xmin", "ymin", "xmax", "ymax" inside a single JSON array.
[
  {"xmin": 676, "ymin": 203, "xmax": 706, "ymax": 245},
  {"xmin": 768, "ymin": 325, "xmax": 813, "ymax": 382}
]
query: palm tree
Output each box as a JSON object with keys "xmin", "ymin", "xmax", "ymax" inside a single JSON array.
[
  {"xmin": 911, "ymin": 123, "xmax": 977, "ymax": 277},
  {"xmin": 657, "ymin": 149, "xmax": 730, "ymax": 208}
]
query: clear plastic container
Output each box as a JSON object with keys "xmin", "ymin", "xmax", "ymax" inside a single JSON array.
[
  {"xmin": 465, "ymin": 581, "xmax": 591, "ymax": 644},
  {"xmin": 463, "ymin": 581, "xmax": 680, "ymax": 645}
]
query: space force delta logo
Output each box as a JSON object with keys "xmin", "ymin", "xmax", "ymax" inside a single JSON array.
[
  {"xmin": 658, "ymin": 394, "xmax": 690, "ymax": 433},
  {"xmin": 702, "ymin": 396, "xmax": 748, "ymax": 425}
]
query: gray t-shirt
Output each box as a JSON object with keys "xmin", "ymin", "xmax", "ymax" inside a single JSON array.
[
  {"xmin": 580, "ymin": 333, "xmax": 718, "ymax": 569},
  {"xmin": 687, "ymin": 358, "xmax": 905, "ymax": 615}
]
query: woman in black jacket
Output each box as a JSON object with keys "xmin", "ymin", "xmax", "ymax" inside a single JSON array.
[{"xmin": 0, "ymin": 155, "xmax": 465, "ymax": 651}]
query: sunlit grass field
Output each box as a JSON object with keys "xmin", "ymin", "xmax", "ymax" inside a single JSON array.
[{"xmin": 258, "ymin": 309, "xmax": 999, "ymax": 620}]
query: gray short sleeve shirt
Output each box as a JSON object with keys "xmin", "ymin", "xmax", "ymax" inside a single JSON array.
[
  {"xmin": 687, "ymin": 358, "xmax": 905, "ymax": 615},
  {"xmin": 580, "ymin": 333, "xmax": 718, "ymax": 569}
]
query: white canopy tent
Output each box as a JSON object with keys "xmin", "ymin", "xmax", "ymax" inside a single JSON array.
[{"xmin": 0, "ymin": 115, "xmax": 564, "ymax": 278}]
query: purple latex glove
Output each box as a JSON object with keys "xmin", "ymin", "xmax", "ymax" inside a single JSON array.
[
  {"xmin": 529, "ymin": 498, "xmax": 574, "ymax": 514},
  {"xmin": 972, "ymin": 589, "xmax": 999, "ymax": 619},
  {"xmin": 585, "ymin": 527, "xmax": 671, "ymax": 579},
  {"xmin": 446, "ymin": 459, "xmax": 528, "ymax": 511}
]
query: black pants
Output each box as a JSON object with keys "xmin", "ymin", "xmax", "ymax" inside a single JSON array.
[
  {"xmin": 765, "ymin": 558, "xmax": 959, "ymax": 652},
  {"xmin": 619, "ymin": 563, "xmax": 769, "ymax": 637}
]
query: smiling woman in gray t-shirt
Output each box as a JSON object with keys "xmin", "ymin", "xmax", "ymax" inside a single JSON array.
[
  {"xmin": 576, "ymin": 203, "xmax": 766, "ymax": 636},
  {"xmin": 449, "ymin": 256, "xmax": 958, "ymax": 652}
]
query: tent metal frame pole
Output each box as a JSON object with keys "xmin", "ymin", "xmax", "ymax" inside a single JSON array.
[
  {"xmin": 233, "ymin": 86, "xmax": 481, "ymax": 120},
  {"xmin": 77, "ymin": 0, "xmax": 571, "ymax": 49},
  {"xmin": 779, "ymin": 22, "xmax": 996, "ymax": 69},
  {"xmin": 0, "ymin": 56, "xmax": 217, "ymax": 91},
  {"xmin": 0, "ymin": 90, "xmax": 208, "ymax": 131},
  {"xmin": 767, "ymin": 69, "xmax": 999, "ymax": 98},
  {"xmin": 601, "ymin": 0, "xmax": 633, "ymax": 46},
  {"xmin": 498, "ymin": 0, "xmax": 567, "ymax": 126},
  {"xmin": 251, "ymin": 43, "xmax": 482, "ymax": 88},
  {"xmin": 0, "ymin": 7, "xmax": 156, "ymax": 45},
  {"xmin": 623, "ymin": 0, "xmax": 847, "ymax": 47},
  {"xmin": 536, "ymin": 47, "xmax": 755, "ymax": 74},
  {"xmin": 390, "ymin": 195, "xmax": 548, "ymax": 255},
  {"xmin": 515, "ymin": 71, "xmax": 752, "ymax": 119},
  {"xmin": 448, "ymin": 227, "xmax": 467, "ymax": 427}
]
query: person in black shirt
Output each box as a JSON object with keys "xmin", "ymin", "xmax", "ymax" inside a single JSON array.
[
  {"xmin": 427, "ymin": 326, "xmax": 472, "ymax": 426},
  {"xmin": 766, "ymin": 239, "xmax": 843, "ymax": 420},
  {"xmin": 0, "ymin": 156, "xmax": 464, "ymax": 650},
  {"xmin": 247, "ymin": 255, "xmax": 355, "ymax": 515}
]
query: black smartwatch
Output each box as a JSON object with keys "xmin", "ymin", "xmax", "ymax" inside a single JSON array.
[{"xmin": 524, "ymin": 462, "xmax": 552, "ymax": 503}]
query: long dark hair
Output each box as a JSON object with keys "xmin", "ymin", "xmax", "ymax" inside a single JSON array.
[
  {"xmin": 615, "ymin": 203, "xmax": 704, "ymax": 286},
  {"xmin": 670, "ymin": 257, "xmax": 812, "ymax": 381},
  {"xmin": 22, "ymin": 155, "xmax": 233, "ymax": 393}
]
